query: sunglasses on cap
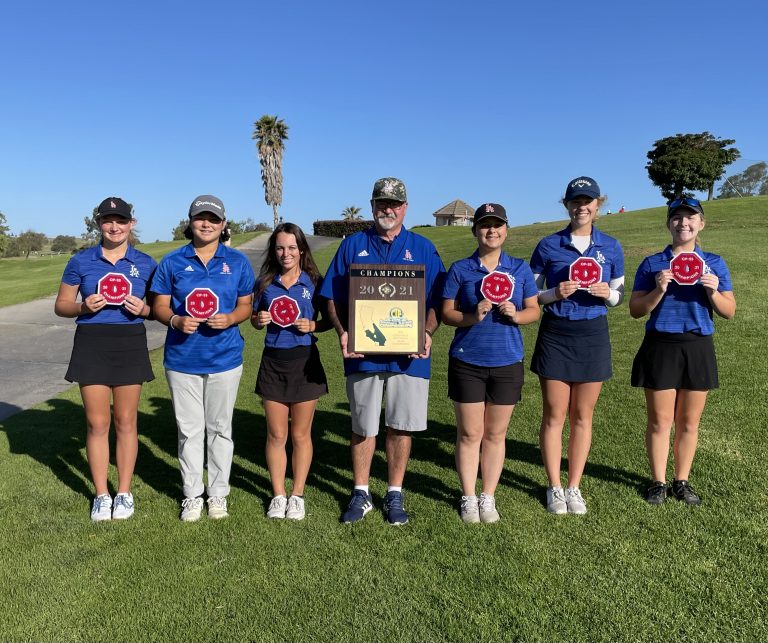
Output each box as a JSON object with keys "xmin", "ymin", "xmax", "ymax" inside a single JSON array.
[{"xmin": 667, "ymin": 197, "xmax": 702, "ymax": 213}]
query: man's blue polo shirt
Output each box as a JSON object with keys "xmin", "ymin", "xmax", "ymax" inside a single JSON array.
[
  {"xmin": 529, "ymin": 225, "xmax": 624, "ymax": 320},
  {"xmin": 443, "ymin": 251, "xmax": 538, "ymax": 367},
  {"xmin": 319, "ymin": 226, "xmax": 446, "ymax": 378},
  {"xmin": 255, "ymin": 272, "xmax": 323, "ymax": 348},
  {"xmin": 151, "ymin": 243, "xmax": 256, "ymax": 374},
  {"xmin": 632, "ymin": 246, "xmax": 732, "ymax": 335},
  {"xmin": 61, "ymin": 244, "xmax": 157, "ymax": 325}
]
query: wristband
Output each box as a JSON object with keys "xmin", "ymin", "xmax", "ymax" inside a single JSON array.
[
  {"xmin": 169, "ymin": 315, "xmax": 178, "ymax": 330},
  {"xmin": 425, "ymin": 329, "xmax": 434, "ymax": 338}
]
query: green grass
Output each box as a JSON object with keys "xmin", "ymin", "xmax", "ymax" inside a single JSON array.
[
  {"xmin": 2, "ymin": 199, "xmax": 767, "ymax": 642},
  {"xmin": 0, "ymin": 233, "xmax": 262, "ymax": 307}
]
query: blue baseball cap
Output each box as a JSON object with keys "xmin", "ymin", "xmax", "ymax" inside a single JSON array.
[{"xmin": 564, "ymin": 176, "xmax": 600, "ymax": 202}]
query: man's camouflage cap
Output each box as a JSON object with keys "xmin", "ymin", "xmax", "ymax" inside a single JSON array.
[{"xmin": 371, "ymin": 177, "xmax": 407, "ymax": 202}]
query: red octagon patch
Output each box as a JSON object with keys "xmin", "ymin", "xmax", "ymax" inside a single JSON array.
[
  {"xmin": 670, "ymin": 252, "xmax": 704, "ymax": 285},
  {"xmin": 185, "ymin": 288, "xmax": 219, "ymax": 319},
  {"xmin": 480, "ymin": 271, "xmax": 515, "ymax": 304},
  {"xmin": 569, "ymin": 257, "xmax": 603, "ymax": 288},
  {"xmin": 97, "ymin": 272, "xmax": 132, "ymax": 305},
  {"xmin": 269, "ymin": 295, "xmax": 300, "ymax": 327}
]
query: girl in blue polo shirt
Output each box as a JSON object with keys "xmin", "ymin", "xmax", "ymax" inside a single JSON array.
[
  {"xmin": 443, "ymin": 204, "xmax": 540, "ymax": 524},
  {"xmin": 55, "ymin": 197, "xmax": 156, "ymax": 522},
  {"xmin": 530, "ymin": 177, "xmax": 625, "ymax": 515},
  {"xmin": 629, "ymin": 198, "xmax": 735, "ymax": 506},
  {"xmin": 251, "ymin": 223, "xmax": 330, "ymax": 521},
  {"xmin": 151, "ymin": 195, "xmax": 255, "ymax": 522}
]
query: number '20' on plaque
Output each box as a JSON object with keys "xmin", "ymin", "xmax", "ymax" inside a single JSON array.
[{"xmin": 348, "ymin": 264, "xmax": 426, "ymax": 355}]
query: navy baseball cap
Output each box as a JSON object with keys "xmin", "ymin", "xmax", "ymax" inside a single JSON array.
[
  {"xmin": 95, "ymin": 197, "xmax": 132, "ymax": 220},
  {"xmin": 564, "ymin": 176, "xmax": 601, "ymax": 202},
  {"xmin": 473, "ymin": 203, "xmax": 508, "ymax": 228}
]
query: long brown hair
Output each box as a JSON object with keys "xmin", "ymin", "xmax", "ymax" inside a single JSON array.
[{"xmin": 255, "ymin": 223, "xmax": 321, "ymax": 301}]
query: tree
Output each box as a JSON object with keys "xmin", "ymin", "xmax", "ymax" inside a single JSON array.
[
  {"xmin": 341, "ymin": 206, "xmax": 362, "ymax": 220},
  {"xmin": 82, "ymin": 208, "xmax": 101, "ymax": 246},
  {"xmin": 16, "ymin": 230, "xmax": 47, "ymax": 259},
  {"xmin": 172, "ymin": 219, "xmax": 188, "ymax": 240},
  {"xmin": 0, "ymin": 211, "xmax": 9, "ymax": 256},
  {"xmin": 51, "ymin": 235, "xmax": 78, "ymax": 253},
  {"xmin": 646, "ymin": 132, "xmax": 740, "ymax": 200},
  {"xmin": 716, "ymin": 162, "xmax": 768, "ymax": 199},
  {"xmin": 252, "ymin": 115, "xmax": 289, "ymax": 229}
]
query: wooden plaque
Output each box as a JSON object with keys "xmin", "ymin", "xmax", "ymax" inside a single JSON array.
[{"xmin": 348, "ymin": 263, "xmax": 426, "ymax": 354}]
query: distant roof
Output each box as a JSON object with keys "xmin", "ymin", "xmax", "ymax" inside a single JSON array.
[{"xmin": 433, "ymin": 199, "xmax": 474, "ymax": 217}]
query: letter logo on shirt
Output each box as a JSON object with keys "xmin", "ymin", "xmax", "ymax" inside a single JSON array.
[
  {"xmin": 221, "ymin": 263, "xmax": 231, "ymax": 275},
  {"xmin": 129, "ymin": 264, "xmax": 140, "ymax": 277},
  {"xmin": 302, "ymin": 288, "xmax": 311, "ymax": 299},
  {"xmin": 403, "ymin": 249, "xmax": 414, "ymax": 262},
  {"xmin": 596, "ymin": 251, "xmax": 606, "ymax": 264}
]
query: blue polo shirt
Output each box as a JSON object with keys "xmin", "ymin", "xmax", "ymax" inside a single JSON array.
[
  {"xmin": 632, "ymin": 245, "xmax": 732, "ymax": 335},
  {"xmin": 61, "ymin": 244, "xmax": 157, "ymax": 325},
  {"xmin": 319, "ymin": 226, "xmax": 446, "ymax": 378},
  {"xmin": 151, "ymin": 243, "xmax": 256, "ymax": 374},
  {"xmin": 443, "ymin": 251, "xmax": 538, "ymax": 367},
  {"xmin": 255, "ymin": 272, "xmax": 323, "ymax": 348},
  {"xmin": 529, "ymin": 225, "xmax": 624, "ymax": 320}
]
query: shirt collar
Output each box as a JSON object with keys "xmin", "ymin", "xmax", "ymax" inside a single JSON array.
[
  {"xmin": 469, "ymin": 249, "xmax": 513, "ymax": 272},
  {"xmin": 276, "ymin": 270, "xmax": 312, "ymax": 288},
  {"xmin": 181, "ymin": 242, "xmax": 226, "ymax": 259},
  {"xmin": 558, "ymin": 225, "xmax": 606, "ymax": 248},
  {"xmin": 91, "ymin": 243, "xmax": 138, "ymax": 262}
]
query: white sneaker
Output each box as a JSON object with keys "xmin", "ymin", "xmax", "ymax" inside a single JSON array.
[
  {"xmin": 112, "ymin": 492, "xmax": 135, "ymax": 520},
  {"xmin": 180, "ymin": 497, "xmax": 204, "ymax": 522},
  {"xmin": 478, "ymin": 492, "xmax": 500, "ymax": 523},
  {"xmin": 91, "ymin": 494, "xmax": 112, "ymax": 522},
  {"xmin": 546, "ymin": 486, "xmax": 567, "ymax": 514},
  {"xmin": 565, "ymin": 487, "xmax": 587, "ymax": 515},
  {"xmin": 459, "ymin": 495, "xmax": 480, "ymax": 524},
  {"xmin": 267, "ymin": 495, "xmax": 288, "ymax": 519},
  {"xmin": 285, "ymin": 496, "xmax": 305, "ymax": 520},
  {"xmin": 207, "ymin": 496, "xmax": 229, "ymax": 520}
]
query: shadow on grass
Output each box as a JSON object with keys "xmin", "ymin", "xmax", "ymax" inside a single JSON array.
[{"xmin": 0, "ymin": 398, "xmax": 180, "ymax": 500}]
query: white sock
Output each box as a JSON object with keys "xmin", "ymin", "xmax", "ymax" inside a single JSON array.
[
  {"xmin": 388, "ymin": 486, "xmax": 402, "ymax": 493},
  {"xmin": 354, "ymin": 485, "xmax": 369, "ymax": 493}
]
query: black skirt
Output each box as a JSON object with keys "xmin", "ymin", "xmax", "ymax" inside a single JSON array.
[
  {"xmin": 530, "ymin": 313, "xmax": 612, "ymax": 383},
  {"xmin": 65, "ymin": 323, "xmax": 154, "ymax": 385},
  {"xmin": 631, "ymin": 331, "xmax": 718, "ymax": 391},
  {"xmin": 255, "ymin": 344, "xmax": 329, "ymax": 403}
]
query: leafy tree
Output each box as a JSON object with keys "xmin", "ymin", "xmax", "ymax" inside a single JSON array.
[
  {"xmin": 253, "ymin": 115, "xmax": 289, "ymax": 229},
  {"xmin": 51, "ymin": 235, "xmax": 78, "ymax": 253},
  {"xmin": 341, "ymin": 206, "xmax": 362, "ymax": 221},
  {"xmin": 16, "ymin": 230, "xmax": 47, "ymax": 259},
  {"xmin": 717, "ymin": 162, "xmax": 768, "ymax": 199},
  {"xmin": 0, "ymin": 211, "xmax": 9, "ymax": 256},
  {"xmin": 172, "ymin": 218, "xmax": 188, "ymax": 240},
  {"xmin": 646, "ymin": 132, "xmax": 740, "ymax": 200},
  {"xmin": 228, "ymin": 220, "xmax": 244, "ymax": 235},
  {"xmin": 82, "ymin": 209, "xmax": 101, "ymax": 247}
]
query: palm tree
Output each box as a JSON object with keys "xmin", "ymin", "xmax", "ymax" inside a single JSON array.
[
  {"xmin": 252, "ymin": 115, "xmax": 289, "ymax": 229},
  {"xmin": 341, "ymin": 205, "xmax": 362, "ymax": 221}
]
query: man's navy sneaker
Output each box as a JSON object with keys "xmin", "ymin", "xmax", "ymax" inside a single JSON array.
[
  {"xmin": 341, "ymin": 490, "xmax": 373, "ymax": 523},
  {"xmin": 383, "ymin": 490, "xmax": 409, "ymax": 525}
]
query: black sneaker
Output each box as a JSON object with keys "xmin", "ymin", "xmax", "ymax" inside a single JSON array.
[
  {"xmin": 644, "ymin": 481, "xmax": 668, "ymax": 505},
  {"xmin": 671, "ymin": 480, "xmax": 701, "ymax": 506}
]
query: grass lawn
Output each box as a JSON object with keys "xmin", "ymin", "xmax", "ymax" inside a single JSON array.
[
  {"xmin": 0, "ymin": 233, "xmax": 261, "ymax": 307},
  {"xmin": 1, "ymin": 199, "xmax": 766, "ymax": 642}
]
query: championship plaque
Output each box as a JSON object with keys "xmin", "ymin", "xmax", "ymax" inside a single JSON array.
[
  {"xmin": 349, "ymin": 264, "xmax": 425, "ymax": 354},
  {"xmin": 670, "ymin": 252, "xmax": 705, "ymax": 285},
  {"xmin": 97, "ymin": 272, "xmax": 132, "ymax": 305},
  {"xmin": 185, "ymin": 288, "xmax": 219, "ymax": 319}
]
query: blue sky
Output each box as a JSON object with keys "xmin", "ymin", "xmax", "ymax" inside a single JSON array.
[{"xmin": 1, "ymin": 0, "xmax": 765, "ymax": 242}]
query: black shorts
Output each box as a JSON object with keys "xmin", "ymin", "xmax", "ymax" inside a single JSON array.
[
  {"xmin": 631, "ymin": 331, "xmax": 718, "ymax": 391},
  {"xmin": 530, "ymin": 313, "xmax": 612, "ymax": 382},
  {"xmin": 255, "ymin": 344, "xmax": 328, "ymax": 403},
  {"xmin": 448, "ymin": 356, "xmax": 524, "ymax": 405},
  {"xmin": 65, "ymin": 323, "xmax": 154, "ymax": 386}
]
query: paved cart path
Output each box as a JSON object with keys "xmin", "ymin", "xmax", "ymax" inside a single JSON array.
[{"xmin": 0, "ymin": 234, "xmax": 336, "ymax": 421}]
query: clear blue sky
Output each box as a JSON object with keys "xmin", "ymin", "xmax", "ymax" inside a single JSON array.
[{"xmin": 1, "ymin": 0, "xmax": 765, "ymax": 242}]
